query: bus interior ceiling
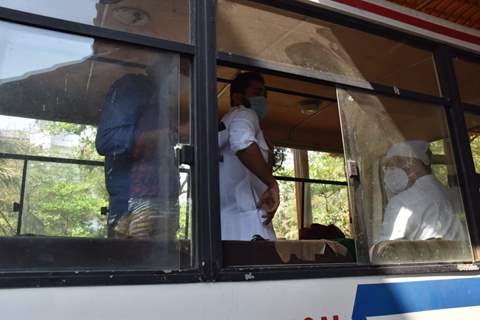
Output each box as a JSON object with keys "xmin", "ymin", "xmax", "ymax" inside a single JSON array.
[
  {"xmin": 216, "ymin": 65, "xmax": 467, "ymax": 154},
  {"xmin": 217, "ymin": 65, "xmax": 342, "ymax": 153}
]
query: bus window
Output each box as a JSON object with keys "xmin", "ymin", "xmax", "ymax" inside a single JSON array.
[
  {"xmin": 272, "ymin": 149, "xmax": 350, "ymax": 240},
  {"xmin": 454, "ymin": 58, "xmax": 480, "ymax": 106},
  {"xmin": 217, "ymin": 68, "xmax": 355, "ymax": 266},
  {"xmin": 465, "ymin": 113, "xmax": 480, "ymax": 173},
  {"xmin": 217, "ymin": 0, "xmax": 440, "ymax": 96},
  {"xmin": 337, "ymin": 89, "xmax": 473, "ymax": 265},
  {"xmin": 0, "ymin": 0, "xmax": 190, "ymax": 44},
  {"xmin": 0, "ymin": 20, "xmax": 192, "ymax": 270}
]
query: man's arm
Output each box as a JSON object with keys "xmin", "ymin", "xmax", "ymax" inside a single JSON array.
[
  {"xmin": 228, "ymin": 110, "xmax": 280, "ymax": 224},
  {"xmin": 237, "ymin": 143, "xmax": 280, "ymax": 224},
  {"xmin": 95, "ymin": 75, "xmax": 149, "ymax": 157},
  {"xmin": 264, "ymin": 135, "xmax": 274, "ymax": 170},
  {"xmin": 237, "ymin": 143, "xmax": 274, "ymax": 187}
]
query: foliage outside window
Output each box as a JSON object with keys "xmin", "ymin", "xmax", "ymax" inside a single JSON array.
[{"xmin": 273, "ymin": 148, "xmax": 349, "ymax": 239}]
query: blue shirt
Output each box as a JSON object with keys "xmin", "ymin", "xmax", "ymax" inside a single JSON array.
[{"xmin": 95, "ymin": 74, "xmax": 153, "ymax": 225}]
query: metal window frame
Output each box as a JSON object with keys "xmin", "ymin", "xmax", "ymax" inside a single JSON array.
[
  {"xmin": 0, "ymin": 0, "xmax": 480, "ymax": 288},
  {"xmin": 0, "ymin": 1, "xmax": 215, "ymax": 287},
  {"xmin": 465, "ymin": 104, "xmax": 480, "ymax": 114},
  {"xmin": 191, "ymin": 0, "xmax": 221, "ymax": 281},
  {"xmin": 216, "ymin": 52, "xmax": 480, "ymax": 278},
  {"xmin": 215, "ymin": 0, "xmax": 480, "ymax": 281},
  {"xmin": 433, "ymin": 46, "xmax": 480, "ymax": 260},
  {"xmin": 450, "ymin": 52, "xmax": 480, "ymax": 110}
]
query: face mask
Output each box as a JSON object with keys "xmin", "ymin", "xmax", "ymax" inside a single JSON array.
[
  {"xmin": 383, "ymin": 167, "xmax": 409, "ymax": 195},
  {"xmin": 247, "ymin": 96, "xmax": 268, "ymax": 120}
]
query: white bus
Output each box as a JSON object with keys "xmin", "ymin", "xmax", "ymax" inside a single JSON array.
[{"xmin": 0, "ymin": 0, "xmax": 480, "ymax": 319}]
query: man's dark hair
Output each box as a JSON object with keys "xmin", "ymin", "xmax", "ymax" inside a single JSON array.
[{"xmin": 230, "ymin": 72, "xmax": 264, "ymax": 107}]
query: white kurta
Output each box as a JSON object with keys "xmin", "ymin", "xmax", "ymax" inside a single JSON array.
[
  {"xmin": 218, "ymin": 106, "xmax": 276, "ymax": 241},
  {"xmin": 379, "ymin": 174, "xmax": 466, "ymax": 242}
]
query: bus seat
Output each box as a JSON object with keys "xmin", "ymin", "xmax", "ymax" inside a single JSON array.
[{"xmin": 370, "ymin": 239, "xmax": 472, "ymax": 264}]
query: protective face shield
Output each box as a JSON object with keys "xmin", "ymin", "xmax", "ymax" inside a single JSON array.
[
  {"xmin": 383, "ymin": 167, "xmax": 409, "ymax": 195},
  {"xmin": 247, "ymin": 96, "xmax": 268, "ymax": 120}
]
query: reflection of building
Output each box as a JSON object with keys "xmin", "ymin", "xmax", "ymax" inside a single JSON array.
[{"xmin": 0, "ymin": 119, "xmax": 80, "ymax": 157}]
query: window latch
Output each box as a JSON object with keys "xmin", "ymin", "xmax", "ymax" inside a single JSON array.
[
  {"xmin": 12, "ymin": 202, "xmax": 21, "ymax": 213},
  {"xmin": 346, "ymin": 160, "xmax": 359, "ymax": 179},
  {"xmin": 175, "ymin": 144, "xmax": 194, "ymax": 166},
  {"xmin": 100, "ymin": 207, "xmax": 109, "ymax": 216}
]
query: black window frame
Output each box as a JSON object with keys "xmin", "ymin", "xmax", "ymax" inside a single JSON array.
[
  {"xmin": 0, "ymin": 0, "xmax": 479, "ymax": 288},
  {"xmin": 0, "ymin": 0, "xmax": 219, "ymax": 287},
  {"xmin": 215, "ymin": 0, "xmax": 480, "ymax": 281}
]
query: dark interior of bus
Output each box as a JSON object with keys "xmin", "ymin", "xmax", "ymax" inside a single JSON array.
[{"xmin": 0, "ymin": 0, "xmax": 478, "ymax": 271}]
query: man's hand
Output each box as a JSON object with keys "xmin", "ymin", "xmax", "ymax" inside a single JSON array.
[{"xmin": 256, "ymin": 181, "xmax": 280, "ymax": 225}]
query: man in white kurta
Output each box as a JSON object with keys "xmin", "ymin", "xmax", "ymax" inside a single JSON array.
[
  {"xmin": 219, "ymin": 72, "xmax": 279, "ymax": 241},
  {"xmin": 378, "ymin": 140, "xmax": 466, "ymax": 242}
]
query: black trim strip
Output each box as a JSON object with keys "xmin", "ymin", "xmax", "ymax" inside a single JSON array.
[
  {"xmin": 193, "ymin": 0, "xmax": 221, "ymax": 281},
  {"xmin": 0, "ymin": 7, "xmax": 195, "ymax": 55},
  {"xmin": 452, "ymin": 48, "xmax": 480, "ymax": 64},
  {"xmin": 0, "ymin": 270, "xmax": 200, "ymax": 288},
  {"xmin": 218, "ymin": 262, "xmax": 479, "ymax": 282},
  {"xmin": 217, "ymin": 77, "xmax": 337, "ymax": 102},
  {"xmin": 464, "ymin": 104, "xmax": 480, "ymax": 115},
  {"xmin": 274, "ymin": 175, "xmax": 347, "ymax": 186},
  {"xmin": 434, "ymin": 46, "xmax": 480, "ymax": 259},
  {"xmin": 16, "ymin": 160, "xmax": 28, "ymax": 236},
  {"xmin": 0, "ymin": 153, "xmax": 104, "ymax": 167},
  {"xmin": 91, "ymin": 56, "xmax": 146, "ymax": 69}
]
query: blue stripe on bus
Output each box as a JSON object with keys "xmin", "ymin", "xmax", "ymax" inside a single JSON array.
[{"xmin": 352, "ymin": 277, "xmax": 480, "ymax": 320}]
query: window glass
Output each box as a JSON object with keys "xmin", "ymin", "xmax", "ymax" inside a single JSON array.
[
  {"xmin": 337, "ymin": 89, "xmax": 472, "ymax": 264},
  {"xmin": 21, "ymin": 161, "xmax": 107, "ymax": 237},
  {"xmin": 309, "ymin": 183, "xmax": 350, "ymax": 237},
  {"xmin": 308, "ymin": 151, "xmax": 346, "ymax": 182},
  {"xmin": 217, "ymin": 0, "xmax": 440, "ymax": 96},
  {"xmin": 0, "ymin": 0, "xmax": 190, "ymax": 43},
  {"xmin": 0, "ymin": 117, "xmax": 102, "ymax": 161},
  {"xmin": 454, "ymin": 58, "xmax": 480, "ymax": 106},
  {"xmin": 218, "ymin": 68, "xmax": 354, "ymax": 265},
  {"xmin": 0, "ymin": 21, "xmax": 192, "ymax": 270},
  {"xmin": 272, "ymin": 149, "xmax": 349, "ymax": 240},
  {"xmin": 0, "ymin": 159, "xmax": 22, "ymax": 236},
  {"xmin": 272, "ymin": 180, "xmax": 298, "ymax": 240},
  {"xmin": 465, "ymin": 112, "xmax": 480, "ymax": 173}
]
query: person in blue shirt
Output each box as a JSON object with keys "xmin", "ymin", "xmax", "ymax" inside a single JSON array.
[{"xmin": 96, "ymin": 72, "xmax": 179, "ymax": 240}]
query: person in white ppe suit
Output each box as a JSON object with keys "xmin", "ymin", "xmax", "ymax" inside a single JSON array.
[
  {"xmin": 378, "ymin": 140, "xmax": 466, "ymax": 242},
  {"xmin": 218, "ymin": 72, "xmax": 280, "ymax": 241}
]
